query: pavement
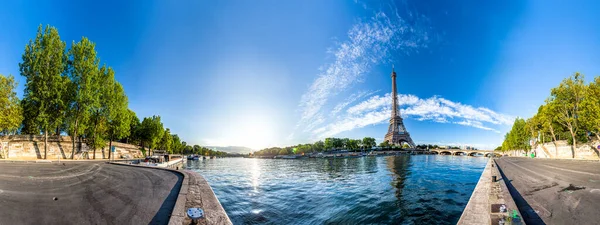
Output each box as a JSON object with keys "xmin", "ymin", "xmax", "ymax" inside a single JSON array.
[
  {"xmin": 495, "ymin": 157, "xmax": 600, "ymax": 225},
  {"xmin": 0, "ymin": 162, "xmax": 182, "ymax": 225}
]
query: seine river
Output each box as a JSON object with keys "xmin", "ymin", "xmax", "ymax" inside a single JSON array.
[{"xmin": 185, "ymin": 155, "xmax": 487, "ymax": 225}]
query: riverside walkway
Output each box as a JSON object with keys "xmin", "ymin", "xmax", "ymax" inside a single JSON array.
[
  {"xmin": 0, "ymin": 162, "xmax": 182, "ymax": 224},
  {"xmin": 495, "ymin": 157, "xmax": 600, "ymax": 225}
]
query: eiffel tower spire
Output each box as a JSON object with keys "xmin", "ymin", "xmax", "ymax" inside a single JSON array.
[
  {"xmin": 391, "ymin": 66, "xmax": 399, "ymax": 118},
  {"xmin": 384, "ymin": 66, "xmax": 416, "ymax": 148}
]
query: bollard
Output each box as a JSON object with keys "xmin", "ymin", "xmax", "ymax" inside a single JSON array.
[
  {"xmin": 187, "ymin": 207, "xmax": 204, "ymax": 224},
  {"xmin": 492, "ymin": 175, "xmax": 497, "ymax": 182}
]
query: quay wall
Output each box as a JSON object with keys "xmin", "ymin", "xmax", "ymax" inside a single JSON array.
[
  {"xmin": 503, "ymin": 140, "xmax": 600, "ymax": 160},
  {"xmin": 0, "ymin": 135, "xmax": 143, "ymax": 160},
  {"xmin": 458, "ymin": 159, "xmax": 524, "ymax": 225}
]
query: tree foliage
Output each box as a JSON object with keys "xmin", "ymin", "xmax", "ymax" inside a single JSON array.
[
  {"xmin": 501, "ymin": 72, "xmax": 600, "ymax": 158},
  {"xmin": 19, "ymin": 25, "xmax": 68, "ymax": 159},
  {"xmin": 5, "ymin": 24, "xmax": 216, "ymax": 159},
  {"xmin": 0, "ymin": 74, "xmax": 22, "ymax": 135},
  {"xmin": 139, "ymin": 115, "xmax": 164, "ymax": 155}
]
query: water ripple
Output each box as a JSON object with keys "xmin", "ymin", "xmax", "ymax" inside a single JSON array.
[{"xmin": 186, "ymin": 155, "xmax": 486, "ymax": 225}]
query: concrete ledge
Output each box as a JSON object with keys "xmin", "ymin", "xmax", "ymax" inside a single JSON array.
[
  {"xmin": 458, "ymin": 159, "xmax": 492, "ymax": 224},
  {"xmin": 110, "ymin": 162, "xmax": 231, "ymax": 225},
  {"xmin": 458, "ymin": 158, "xmax": 526, "ymax": 225},
  {"xmin": 182, "ymin": 171, "xmax": 233, "ymax": 225}
]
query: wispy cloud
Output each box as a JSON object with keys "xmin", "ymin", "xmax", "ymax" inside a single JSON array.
[
  {"xmin": 331, "ymin": 90, "xmax": 379, "ymax": 116},
  {"xmin": 295, "ymin": 8, "xmax": 431, "ymax": 135},
  {"xmin": 311, "ymin": 93, "xmax": 514, "ymax": 138}
]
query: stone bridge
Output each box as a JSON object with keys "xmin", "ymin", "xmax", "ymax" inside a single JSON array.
[{"xmin": 428, "ymin": 149, "xmax": 500, "ymax": 157}]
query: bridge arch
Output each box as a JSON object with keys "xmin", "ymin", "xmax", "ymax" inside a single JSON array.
[
  {"xmin": 440, "ymin": 151, "xmax": 452, "ymax": 155},
  {"xmin": 453, "ymin": 151, "xmax": 466, "ymax": 156}
]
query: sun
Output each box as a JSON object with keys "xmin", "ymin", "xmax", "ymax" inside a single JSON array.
[{"xmin": 232, "ymin": 113, "xmax": 276, "ymax": 150}]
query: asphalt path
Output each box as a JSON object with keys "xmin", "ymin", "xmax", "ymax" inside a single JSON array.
[
  {"xmin": 0, "ymin": 162, "xmax": 182, "ymax": 225},
  {"xmin": 495, "ymin": 157, "xmax": 600, "ymax": 225}
]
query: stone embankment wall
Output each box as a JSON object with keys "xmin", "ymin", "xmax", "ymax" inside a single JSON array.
[
  {"xmin": 503, "ymin": 140, "xmax": 600, "ymax": 160},
  {"xmin": 0, "ymin": 135, "xmax": 143, "ymax": 160}
]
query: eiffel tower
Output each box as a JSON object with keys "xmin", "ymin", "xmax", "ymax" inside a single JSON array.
[{"xmin": 384, "ymin": 67, "xmax": 416, "ymax": 148}]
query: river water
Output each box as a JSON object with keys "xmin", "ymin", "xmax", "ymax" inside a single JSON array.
[{"xmin": 185, "ymin": 155, "xmax": 487, "ymax": 225}]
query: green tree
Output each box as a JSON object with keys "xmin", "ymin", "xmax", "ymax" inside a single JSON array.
[
  {"xmin": 160, "ymin": 128, "xmax": 173, "ymax": 153},
  {"xmin": 537, "ymin": 104, "xmax": 560, "ymax": 148},
  {"xmin": 502, "ymin": 118, "xmax": 530, "ymax": 152},
  {"xmin": 524, "ymin": 116, "xmax": 541, "ymax": 149},
  {"xmin": 192, "ymin": 145, "xmax": 201, "ymax": 155},
  {"xmin": 324, "ymin": 138, "xmax": 334, "ymax": 151},
  {"xmin": 342, "ymin": 138, "xmax": 350, "ymax": 149},
  {"xmin": 278, "ymin": 148, "xmax": 288, "ymax": 155},
  {"xmin": 362, "ymin": 137, "xmax": 376, "ymax": 149},
  {"xmin": 67, "ymin": 37, "xmax": 101, "ymax": 159},
  {"xmin": 580, "ymin": 76, "xmax": 600, "ymax": 141},
  {"xmin": 0, "ymin": 74, "xmax": 22, "ymax": 135},
  {"xmin": 402, "ymin": 143, "xmax": 410, "ymax": 149},
  {"xmin": 85, "ymin": 65, "xmax": 115, "ymax": 159},
  {"xmin": 171, "ymin": 134, "xmax": 183, "ymax": 154},
  {"xmin": 139, "ymin": 116, "xmax": 164, "ymax": 156},
  {"xmin": 313, "ymin": 140, "xmax": 324, "ymax": 152},
  {"xmin": 105, "ymin": 77, "xmax": 130, "ymax": 159},
  {"xmin": 379, "ymin": 140, "xmax": 390, "ymax": 148},
  {"xmin": 549, "ymin": 72, "xmax": 586, "ymax": 158},
  {"xmin": 125, "ymin": 109, "xmax": 140, "ymax": 144},
  {"xmin": 347, "ymin": 139, "xmax": 358, "ymax": 150},
  {"xmin": 19, "ymin": 25, "xmax": 68, "ymax": 159},
  {"xmin": 183, "ymin": 145, "xmax": 193, "ymax": 155}
]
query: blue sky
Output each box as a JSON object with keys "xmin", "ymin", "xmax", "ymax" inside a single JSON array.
[{"xmin": 1, "ymin": 0, "xmax": 599, "ymax": 149}]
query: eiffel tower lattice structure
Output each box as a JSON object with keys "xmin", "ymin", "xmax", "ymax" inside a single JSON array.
[{"xmin": 383, "ymin": 67, "xmax": 416, "ymax": 148}]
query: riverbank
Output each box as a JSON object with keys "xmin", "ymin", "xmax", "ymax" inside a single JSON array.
[{"xmin": 458, "ymin": 158, "xmax": 523, "ymax": 225}]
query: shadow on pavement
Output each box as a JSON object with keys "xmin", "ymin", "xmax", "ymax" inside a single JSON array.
[
  {"xmin": 496, "ymin": 162, "xmax": 546, "ymax": 225},
  {"xmin": 150, "ymin": 171, "xmax": 184, "ymax": 224}
]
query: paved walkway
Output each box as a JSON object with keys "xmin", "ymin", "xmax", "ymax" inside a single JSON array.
[
  {"xmin": 0, "ymin": 162, "xmax": 182, "ymax": 224},
  {"xmin": 496, "ymin": 157, "xmax": 600, "ymax": 225}
]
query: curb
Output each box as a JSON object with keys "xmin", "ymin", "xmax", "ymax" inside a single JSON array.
[
  {"xmin": 491, "ymin": 159, "xmax": 525, "ymax": 224},
  {"xmin": 458, "ymin": 158, "xmax": 526, "ymax": 225},
  {"xmin": 180, "ymin": 170, "xmax": 233, "ymax": 225}
]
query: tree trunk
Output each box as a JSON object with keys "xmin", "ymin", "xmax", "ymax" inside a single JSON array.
[
  {"xmin": 569, "ymin": 127, "xmax": 576, "ymax": 159},
  {"xmin": 79, "ymin": 136, "xmax": 83, "ymax": 159},
  {"xmin": 92, "ymin": 131, "xmax": 97, "ymax": 160},
  {"xmin": 108, "ymin": 138, "xmax": 112, "ymax": 161},
  {"xmin": 549, "ymin": 127, "xmax": 558, "ymax": 158},
  {"xmin": 71, "ymin": 119, "xmax": 79, "ymax": 159},
  {"xmin": 44, "ymin": 129, "xmax": 48, "ymax": 159},
  {"xmin": 593, "ymin": 133, "xmax": 600, "ymax": 158}
]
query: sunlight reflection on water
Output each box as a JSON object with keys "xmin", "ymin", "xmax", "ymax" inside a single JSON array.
[{"xmin": 186, "ymin": 155, "xmax": 487, "ymax": 225}]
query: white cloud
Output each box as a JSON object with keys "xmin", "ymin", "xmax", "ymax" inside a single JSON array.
[
  {"xmin": 331, "ymin": 90, "xmax": 379, "ymax": 116},
  {"xmin": 295, "ymin": 8, "xmax": 431, "ymax": 135},
  {"xmin": 311, "ymin": 93, "xmax": 514, "ymax": 138}
]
